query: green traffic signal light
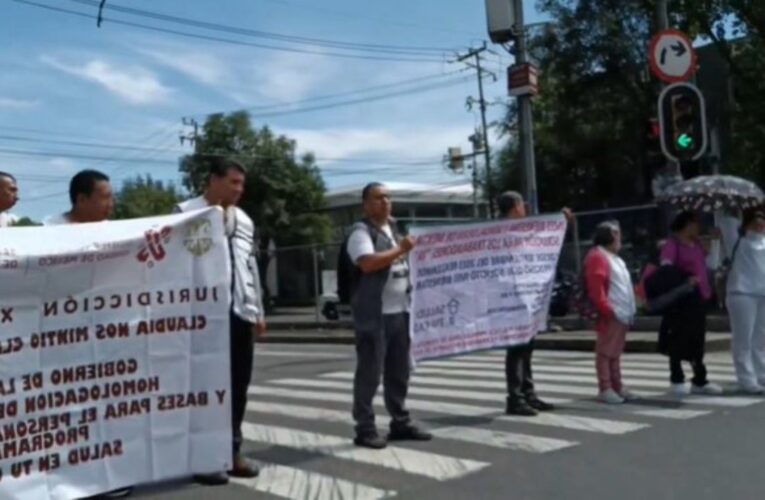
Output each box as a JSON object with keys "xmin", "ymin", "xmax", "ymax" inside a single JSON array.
[{"xmin": 677, "ymin": 134, "xmax": 693, "ymax": 149}]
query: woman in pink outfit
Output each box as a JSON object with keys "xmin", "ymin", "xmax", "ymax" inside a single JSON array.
[{"xmin": 584, "ymin": 222, "xmax": 637, "ymax": 404}]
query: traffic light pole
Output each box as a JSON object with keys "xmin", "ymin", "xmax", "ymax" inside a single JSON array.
[
  {"xmin": 513, "ymin": 0, "xmax": 539, "ymax": 215},
  {"xmin": 657, "ymin": 0, "xmax": 669, "ymax": 31}
]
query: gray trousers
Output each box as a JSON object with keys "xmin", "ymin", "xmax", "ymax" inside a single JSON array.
[{"xmin": 352, "ymin": 312, "xmax": 412, "ymax": 436}]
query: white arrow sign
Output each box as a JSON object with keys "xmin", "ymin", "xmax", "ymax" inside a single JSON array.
[{"xmin": 648, "ymin": 29, "xmax": 697, "ymax": 83}]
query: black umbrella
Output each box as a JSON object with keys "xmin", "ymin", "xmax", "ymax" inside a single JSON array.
[{"xmin": 657, "ymin": 175, "xmax": 764, "ymax": 212}]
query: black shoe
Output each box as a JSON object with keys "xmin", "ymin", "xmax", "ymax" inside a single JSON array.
[
  {"xmin": 527, "ymin": 397, "xmax": 555, "ymax": 412},
  {"xmin": 91, "ymin": 488, "xmax": 134, "ymax": 499},
  {"xmin": 229, "ymin": 454, "xmax": 260, "ymax": 478},
  {"xmin": 505, "ymin": 400, "xmax": 538, "ymax": 417},
  {"xmin": 388, "ymin": 426, "xmax": 433, "ymax": 442},
  {"xmin": 354, "ymin": 434, "xmax": 388, "ymax": 449},
  {"xmin": 193, "ymin": 472, "xmax": 230, "ymax": 486}
]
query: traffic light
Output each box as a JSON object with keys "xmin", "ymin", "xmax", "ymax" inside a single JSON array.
[{"xmin": 659, "ymin": 82, "xmax": 707, "ymax": 162}]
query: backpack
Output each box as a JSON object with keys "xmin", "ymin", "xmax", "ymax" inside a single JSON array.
[{"xmin": 336, "ymin": 219, "xmax": 398, "ymax": 305}]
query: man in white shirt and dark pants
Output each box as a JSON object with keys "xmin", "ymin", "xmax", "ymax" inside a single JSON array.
[
  {"xmin": 175, "ymin": 155, "xmax": 265, "ymax": 484},
  {"xmin": 346, "ymin": 182, "xmax": 432, "ymax": 449},
  {"xmin": 0, "ymin": 171, "xmax": 19, "ymax": 227}
]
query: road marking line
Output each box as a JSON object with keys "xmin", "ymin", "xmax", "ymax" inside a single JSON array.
[
  {"xmin": 240, "ymin": 422, "xmax": 489, "ymax": 480},
  {"xmin": 249, "ymin": 385, "xmax": 647, "ymax": 435},
  {"xmin": 231, "ymin": 463, "xmax": 395, "ymax": 500},
  {"xmin": 246, "ymin": 400, "xmax": 578, "ymax": 454}
]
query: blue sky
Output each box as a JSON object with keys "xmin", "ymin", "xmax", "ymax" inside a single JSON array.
[{"xmin": 0, "ymin": 0, "xmax": 545, "ymax": 221}]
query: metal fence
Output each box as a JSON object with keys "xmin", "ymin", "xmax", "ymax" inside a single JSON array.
[{"xmin": 267, "ymin": 204, "xmax": 668, "ymax": 318}]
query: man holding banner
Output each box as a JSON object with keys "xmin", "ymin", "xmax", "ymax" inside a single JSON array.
[
  {"xmin": 408, "ymin": 193, "xmax": 568, "ymax": 395},
  {"xmin": 346, "ymin": 182, "xmax": 432, "ymax": 449},
  {"xmin": 175, "ymin": 155, "xmax": 265, "ymax": 483},
  {"xmin": 44, "ymin": 169, "xmax": 134, "ymax": 499},
  {"xmin": 497, "ymin": 191, "xmax": 573, "ymax": 417},
  {"xmin": 0, "ymin": 170, "xmax": 19, "ymax": 227},
  {"xmin": 497, "ymin": 192, "xmax": 554, "ymax": 416}
]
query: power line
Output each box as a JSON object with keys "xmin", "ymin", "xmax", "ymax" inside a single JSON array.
[
  {"xmin": 243, "ymin": 76, "xmax": 473, "ymax": 119},
  {"xmin": 0, "ymin": 133, "xmax": 187, "ymax": 154},
  {"xmin": 0, "ymin": 146, "xmax": 448, "ymax": 169},
  {"xmin": 203, "ymin": 69, "xmax": 467, "ymax": 116},
  {"xmin": 13, "ymin": 0, "xmax": 448, "ymax": 64},
  {"xmin": 67, "ymin": 0, "xmax": 456, "ymax": 55}
]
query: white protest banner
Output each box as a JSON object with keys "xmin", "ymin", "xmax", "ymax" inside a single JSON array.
[
  {"xmin": 0, "ymin": 208, "xmax": 231, "ymax": 499},
  {"xmin": 409, "ymin": 215, "xmax": 566, "ymax": 362}
]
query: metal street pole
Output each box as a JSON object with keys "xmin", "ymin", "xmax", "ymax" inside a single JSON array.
[
  {"xmin": 512, "ymin": 0, "xmax": 539, "ymax": 214},
  {"xmin": 657, "ymin": 0, "xmax": 669, "ymax": 30}
]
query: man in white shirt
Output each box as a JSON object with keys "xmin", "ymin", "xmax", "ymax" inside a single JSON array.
[
  {"xmin": 175, "ymin": 156, "xmax": 265, "ymax": 484},
  {"xmin": 347, "ymin": 182, "xmax": 432, "ymax": 449},
  {"xmin": 44, "ymin": 169, "xmax": 113, "ymax": 225},
  {"xmin": 46, "ymin": 171, "xmax": 131, "ymax": 499},
  {"xmin": 0, "ymin": 171, "xmax": 19, "ymax": 227}
]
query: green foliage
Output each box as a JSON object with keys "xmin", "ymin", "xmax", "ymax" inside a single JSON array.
[
  {"xmin": 12, "ymin": 216, "xmax": 40, "ymax": 227},
  {"xmin": 178, "ymin": 111, "xmax": 332, "ymax": 248},
  {"xmin": 113, "ymin": 175, "xmax": 183, "ymax": 220}
]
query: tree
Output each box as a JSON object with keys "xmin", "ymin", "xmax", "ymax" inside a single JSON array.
[
  {"xmin": 179, "ymin": 112, "xmax": 333, "ymax": 307},
  {"xmin": 113, "ymin": 175, "xmax": 183, "ymax": 220},
  {"xmin": 178, "ymin": 111, "xmax": 332, "ymax": 248},
  {"xmin": 12, "ymin": 216, "xmax": 40, "ymax": 226},
  {"xmin": 497, "ymin": 0, "xmax": 656, "ymax": 212}
]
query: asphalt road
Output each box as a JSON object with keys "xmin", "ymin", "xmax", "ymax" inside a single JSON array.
[{"xmin": 132, "ymin": 344, "xmax": 765, "ymax": 500}]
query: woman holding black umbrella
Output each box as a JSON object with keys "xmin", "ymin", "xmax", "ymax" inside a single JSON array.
[{"xmin": 658, "ymin": 211, "xmax": 723, "ymax": 397}]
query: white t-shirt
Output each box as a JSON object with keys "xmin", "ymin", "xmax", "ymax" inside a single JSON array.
[
  {"xmin": 0, "ymin": 212, "xmax": 18, "ymax": 228},
  {"xmin": 601, "ymin": 248, "xmax": 637, "ymax": 325},
  {"xmin": 728, "ymin": 233, "xmax": 765, "ymax": 296},
  {"xmin": 347, "ymin": 224, "xmax": 410, "ymax": 314}
]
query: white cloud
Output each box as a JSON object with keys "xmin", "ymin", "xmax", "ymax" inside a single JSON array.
[
  {"xmin": 137, "ymin": 47, "xmax": 226, "ymax": 86},
  {"xmin": 251, "ymin": 51, "xmax": 339, "ymax": 104},
  {"xmin": 0, "ymin": 97, "xmax": 39, "ymax": 109},
  {"xmin": 41, "ymin": 56, "xmax": 172, "ymax": 105},
  {"xmin": 283, "ymin": 125, "xmax": 471, "ymax": 161}
]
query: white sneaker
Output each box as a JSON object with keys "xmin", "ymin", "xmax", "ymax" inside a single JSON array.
[
  {"xmin": 670, "ymin": 383, "xmax": 690, "ymax": 397},
  {"xmin": 739, "ymin": 384, "xmax": 765, "ymax": 395},
  {"xmin": 619, "ymin": 389, "xmax": 640, "ymax": 401},
  {"xmin": 691, "ymin": 382, "xmax": 724, "ymax": 395},
  {"xmin": 599, "ymin": 389, "xmax": 625, "ymax": 404}
]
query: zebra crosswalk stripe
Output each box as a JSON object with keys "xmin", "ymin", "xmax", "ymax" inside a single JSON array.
[
  {"xmin": 240, "ymin": 422, "xmax": 489, "ymax": 481},
  {"xmin": 245, "ymin": 400, "xmax": 579, "ymax": 454},
  {"xmin": 272, "ymin": 376, "xmax": 709, "ymax": 421},
  {"xmin": 249, "ymin": 384, "xmax": 648, "ymax": 435},
  {"xmin": 230, "ymin": 464, "xmax": 396, "ymax": 500}
]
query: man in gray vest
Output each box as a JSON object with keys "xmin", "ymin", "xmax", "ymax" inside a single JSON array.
[{"xmin": 346, "ymin": 182, "xmax": 432, "ymax": 449}]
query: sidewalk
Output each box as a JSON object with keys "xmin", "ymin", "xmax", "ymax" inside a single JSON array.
[{"xmin": 261, "ymin": 308, "xmax": 731, "ymax": 353}]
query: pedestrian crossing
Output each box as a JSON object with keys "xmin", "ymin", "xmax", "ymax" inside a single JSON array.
[{"xmin": 234, "ymin": 348, "xmax": 762, "ymax": 499}]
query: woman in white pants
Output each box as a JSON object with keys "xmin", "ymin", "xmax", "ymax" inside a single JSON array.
[{"xmin": 727, "ymin": 208, "xmax": 765, "ymax": 394}]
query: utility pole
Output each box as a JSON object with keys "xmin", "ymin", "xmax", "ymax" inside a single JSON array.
[
  {"xmin": 457, "ymin": 42, "xmax": 496, "ymax": 216},
  {"xmin": 512, "ymin": 0, "xmax": 539, "ymax": 214},
  {"xmin": 179, "ymin": 117, "xmax": 199, "ymax": 147}
]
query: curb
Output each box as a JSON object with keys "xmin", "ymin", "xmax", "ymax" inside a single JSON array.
[
  {"xmin": 258, "ymin": 334, "xmax": 731, "ymax": 353},
  {"xmin": 267, "ymin": 316, "xmax": 732, "ymax": 333}
]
